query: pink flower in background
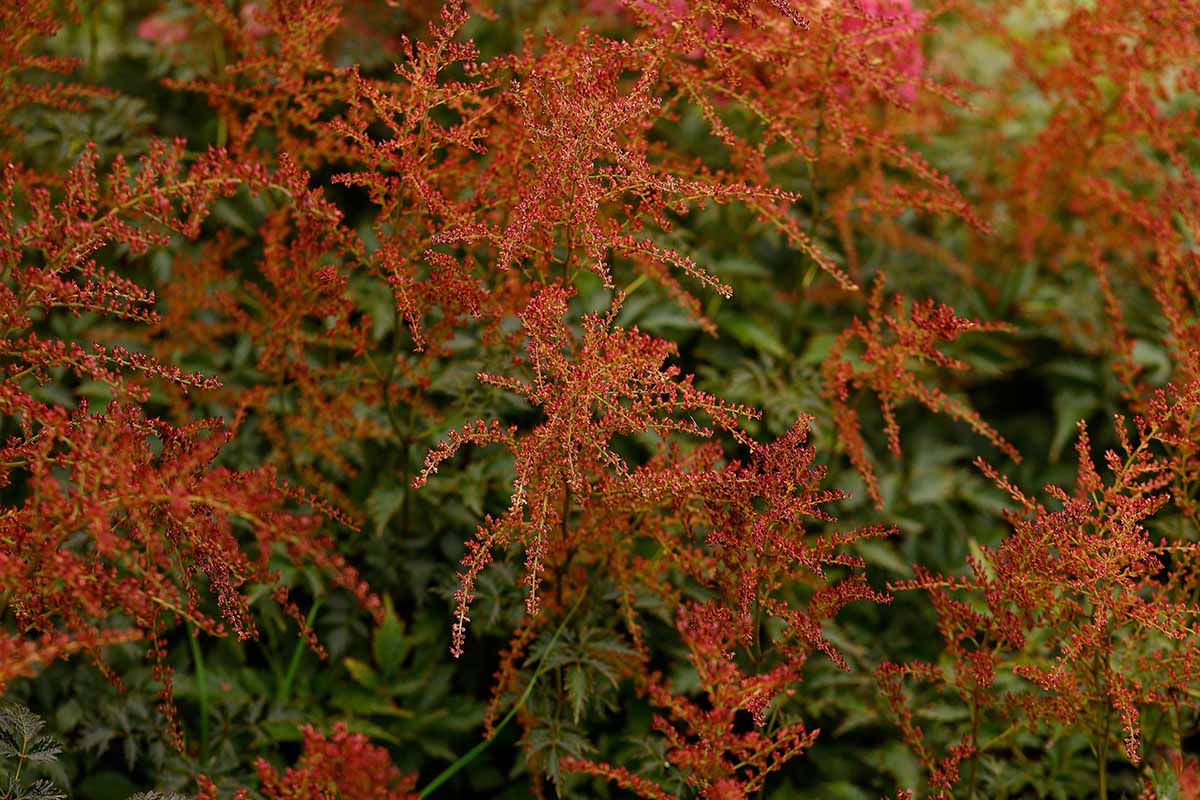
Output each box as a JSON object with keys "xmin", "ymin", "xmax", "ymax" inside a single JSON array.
[
  {"xmin": 840, "ymin": 0, "xmax": 926, "ymax": 102},
  {"xmin": 586, "ymin": 0, "xmax": 689, "ymax": 32},
  {"xmin": 136, "ymin": 12, "xmax": 190, "ymax": 47},
  {"xmin": 587, "ymin": 0, "xmax": 717, "ymax": 50},
  {"xmin": 240, "ymin": 2, "xmax": 272, "ymax": 38}
]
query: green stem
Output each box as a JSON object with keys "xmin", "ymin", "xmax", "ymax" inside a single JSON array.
[
  {"xmin": 417, "ymin": 589, "xmax": 587, "ymax": 799},
  {"xmin": 187, "ymin": 623, "xmax": 209, "ymax": 764},
  {"xmin": 277, "ymin": 600, "xmax": 323, "ymax": 707},
  {"xmin": 978, "ymin": 722, "xmax": 1019, "ymax": 753},
  {"xmin": 621, "ymin": 272, "xmax": 648, "ymax": 297}
]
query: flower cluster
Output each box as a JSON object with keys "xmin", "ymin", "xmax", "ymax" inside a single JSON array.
[
  {"xmin": 3, "ymin": 0, "xmax": 1200, "ymax": 797},
  {"xmin": 823, "ymin": 276, "xmax": 1019, "ymax": 506},
  {"xmin": 0, "ymin": 62, "xmax": 378, "ymax": 740},
  {"xmin": 197, "ymin": 722, "xmax": 418, "ymax": 800},
  {"xmin": 882, "ymin": 402, "xmax": 1200, "ymax": 796}
]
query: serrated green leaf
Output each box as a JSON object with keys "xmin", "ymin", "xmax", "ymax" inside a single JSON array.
[
  {"xmin": 365, "ymin": 484, "xmax": 406, "ymax": 536},
  {"xmin": 720, "ymin": 312, "xmax": 787, "ymax": 358},
  {"xmin": 53, "ymin": 702, "xmax": 82, "ymax": 733},
  {"xmin": 1049, "ymin": 389, "xmax": 1099, "ymax": 463},
  {"xmin": 855, "ymin": 540, "xmax": 912, "ymax": 577},
  {"xmin": 800, "ymin": 332, "xmax": 840, "ymax": 365},
  {"xmin": 566, "ymin": 666, "xmax": 588, "ymax": 723},
  {"xmin": 259, "ymin": 720, "xmax": 305, "ymax": 744},
  {"xmin": 915, "ymin": 703, "xmax": 970, "ymax": 723},
  {"xmin": 18, "ymin": 779, "xmax": 67, "ymax": 800},
  {"xmin": 832, "ymin": 707, "xmax": 880, "ymax": 738},
  {"xmin": 343, "ymin": 657, "xmax": 379, "ymax": 689},
  {"xmin": 341, "ymin": 719, "xmax": 402, "ymax": 746},
  {"xmin": 373, "ymin": 600, "xmax": 410, "ymax": 675},
  {"xmin": 25, "ymin": 736, "xmax": 61, "ymax": 764},
  {"xmin": 331, "ymin": 689, "xmax": 414, "ymax": 718},
  {"xmin": 75, "ymin": 380, "xmax": 114, "ymax": 402},
  {"xmin": 907, "ymin": 465, "xmax": 958, "ymax": 505}
]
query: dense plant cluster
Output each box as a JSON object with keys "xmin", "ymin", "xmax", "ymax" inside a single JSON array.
[{"xmin": 2, "ymin": 0, "xmax": 1200, "ymax": 798}]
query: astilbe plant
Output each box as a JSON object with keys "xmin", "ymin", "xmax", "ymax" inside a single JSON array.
[
  {"xmin": 258, "ymin": 0, "xmax": 1038, "ymax": 794},
  {"xmin": 950, "ymin": 0, "xmax": 1200, "ymax": 347},
  {"xmin": 0, "ymin": 0, "xmax": 105, "ymax": 152},
  {"xmin": 125, "ymin": 0, "xmax": 1011, "ymax": 579},
  {"xmin": 8, "ymin": 0, "xmax": 1200, "ymax": 797},
  {"xmin": 187, "ymin": 0, "xmax": 994, "ymax": 340},
  {"xmin": 854, "ymin": 2, "xmax": 1200, "ymax": 796},
  {"xmin": 413, "ymin": 284, "xmax": 760, "ymax": 656},
  {"xmin": 823, "ymin": 276, "xmax": 1019, "ymax": 507},
  {"xmin": 0, "ymin": 125, "xmax": 379, "ymax": 739},
  {"xmin": 196, "ymin": 722, "xmax": 418, "ymax": 800},
  {"xmin": 142, "ymin": 178, "xmax": 378, "ymax": 518},
  {"xmin": 563, "ymin": 419, "xmax": 892, "ymax": 799},
  {"xmin": 1089, "ymin": 126, "xmax": 1200, "ymax": 541},
  {"xmin": 414, "ymin": 282, "xmax": 892, "ymax": 795},
  {"xmin": 880, "ymin": 396, "xmax": 1200, "ymax": 799}
]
